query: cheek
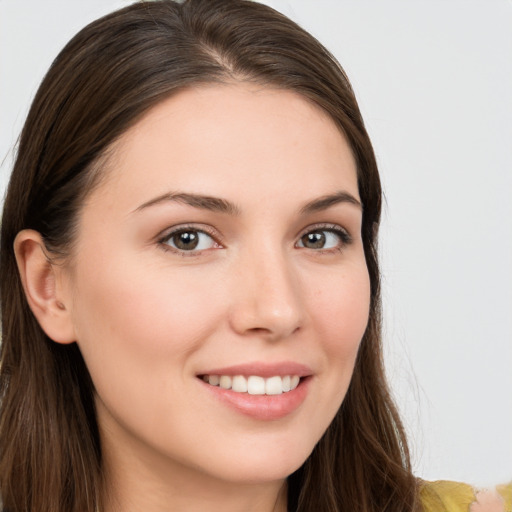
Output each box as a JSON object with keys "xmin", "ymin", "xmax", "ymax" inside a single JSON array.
[
  {"xmin": 312, "ymin": 263, "xmax": 371, "ymax": 349},
  {"xmin": 69, "ymin": 258, "xmax": 223, "ymax": 402},
  {"xmin": 307, "ymin": 263, "xmax": 370, "ymax": 407},
  {"xmin": 69, "ymin": 260, "xmax": 230, "ymax": 448},
  {"xmin": 74, "ymin": 258, "xmax": 219, "ymax": 348}
]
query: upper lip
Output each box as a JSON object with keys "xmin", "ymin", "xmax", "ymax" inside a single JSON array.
[{"xmin": 198, "ymin": 361, "xmax": 313, "ymax": 378}]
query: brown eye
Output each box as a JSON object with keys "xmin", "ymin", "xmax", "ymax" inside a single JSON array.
[
  {"xmin": 300, "ymin": 232, "xmax": 326, "ymax": 249},
  {"xmin": 297, "ymin": 228, "xmax": 349, "ymax": 250},
  {"xmin": 163, "ymin": 229, "xmax": 216, "ymax": 252}
]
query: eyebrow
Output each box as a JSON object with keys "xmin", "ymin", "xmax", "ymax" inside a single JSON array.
[
  {"xmin": 134, "ymin": 189, "xmax": 362, "ymax": 215},
  {"xmin": 134, "ymin": 192, "xmax": 241, "ymax": 215},
  {"xmin": 299, "ymin": 191, "xmax": 362, "ymax": 214}
]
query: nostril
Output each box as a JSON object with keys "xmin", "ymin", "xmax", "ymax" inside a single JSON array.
[{"xmin": 227, "ymin": 276, "xmax": 304, "ymax": 339}]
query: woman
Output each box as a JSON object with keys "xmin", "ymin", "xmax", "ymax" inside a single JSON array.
[{"xmin": 0, "ymin": 1, "xmax": 509, "ymax": 511}]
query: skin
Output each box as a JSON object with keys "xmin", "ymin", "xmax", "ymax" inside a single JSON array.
[{"xmin": 16, "ymin": 84, "xmax": 370, "ymax": 512}]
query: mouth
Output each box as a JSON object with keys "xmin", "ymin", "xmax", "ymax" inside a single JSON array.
[
  {"xmin": 199, "ymin": 374, "xmax": 302, "ymax": 395},
  {"xmin": 196, "ymin": 362, "xmax": 312, "ymax": 420},
  {"xmin": 196, "ymin": 370, "xmax": 311, "ymax": 420}
]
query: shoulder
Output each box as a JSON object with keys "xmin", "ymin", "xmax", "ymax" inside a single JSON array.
[{"xmin": 419, "ymin": 480, "xmax": 512, "ymax": 512}]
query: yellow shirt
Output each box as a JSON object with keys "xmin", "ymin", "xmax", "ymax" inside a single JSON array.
[{"xmin": 420, "ymin": 480, "xmax": 512, "ymax": 512}]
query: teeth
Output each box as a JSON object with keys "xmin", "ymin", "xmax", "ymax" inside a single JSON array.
[
  {"xmin": 248, "ymin": 376, "xmax": 265, "ymax": 395},
  {"xmin": 203, "ymin": 374, "xmax": 302, "ymax": 395},
  {"xmin": 265, "ymin": 376, "xmax": 283, "ymax": 395},
  {"xmin": 219, "ymin": 375, "xmax": 232, "ymax": 389},
  {"xmin": 208, "ymin": 375, "xmax": 220, "ymax": 386},
  {"xmin": 232, "ymin": 375, "xmax": 248, "ymax": 393}
]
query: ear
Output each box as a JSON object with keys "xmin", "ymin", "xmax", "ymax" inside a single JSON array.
[{"xmin": 14, "ymin": 229, "xmax": 76, "ymax": 344}]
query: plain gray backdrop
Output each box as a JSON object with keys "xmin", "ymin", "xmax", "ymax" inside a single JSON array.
[{"xmin": 1, "ymin": 0, "xmax": 511, "ymax": 486}]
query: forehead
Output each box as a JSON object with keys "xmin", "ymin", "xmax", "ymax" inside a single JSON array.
[{"xmin": 87, "ymin": 83, "xmax": 359, "ymax": 213}]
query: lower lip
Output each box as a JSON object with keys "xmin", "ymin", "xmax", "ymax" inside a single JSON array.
[{"xmin": 199, "ymin": 377, "xmax": 311, "ymax": 421}]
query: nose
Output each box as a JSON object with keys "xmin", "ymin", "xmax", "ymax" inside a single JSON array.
[{"xmin": 228, "ymin": 245, "xmax": 305, "ymax": 341}]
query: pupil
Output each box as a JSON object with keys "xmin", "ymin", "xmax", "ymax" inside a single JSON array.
[
  {"xmin": 175, "ymin": 231, "xmax": 199, "ymax": 250},
  {"xmin": 303, "ymin": 232, "xmax": 325, "ymax": 249}
]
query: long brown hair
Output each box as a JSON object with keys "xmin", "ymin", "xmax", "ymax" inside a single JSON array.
[{"xmin": 0, "ymin": 1, "xmax": 418, "ymax": 510}]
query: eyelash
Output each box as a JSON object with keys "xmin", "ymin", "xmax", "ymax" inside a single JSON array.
[
  {"xmin": 297, "ymin": 224, "xmax": 352, "ymax": 253},
  {"xmin": 157, "ymin": 223, "xmax": 352, "ymax": 256},
  {"xmin": 158, "ymin": 224, "xmax": 221, "ymax": 257}
]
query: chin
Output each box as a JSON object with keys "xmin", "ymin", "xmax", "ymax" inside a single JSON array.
[{"xmin": 199, "ymin": 436, "xmax": 314, "ymax": 485}]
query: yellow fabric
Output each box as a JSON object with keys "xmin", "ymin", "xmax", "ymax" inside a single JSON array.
[
  {"xmin": 420, "ymin": 480, "xmax": 476, "ymax": 512},
  {"xmin": 496, "ymin": 483, "xmax": 512, "ymax": 511},
  {"xmin": 420, "ymin": 480, "xmax": 512, "ymax": 512}
]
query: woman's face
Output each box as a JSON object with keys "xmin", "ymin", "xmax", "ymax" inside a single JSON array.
[{"xmin": 61, "ymin": 84, "xmax": 370, "ymax": 485}]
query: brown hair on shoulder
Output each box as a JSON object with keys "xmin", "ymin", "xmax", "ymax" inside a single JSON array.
[{"xmin": 0, "ymin": 1, "xmax": 419, "ymax": 510}]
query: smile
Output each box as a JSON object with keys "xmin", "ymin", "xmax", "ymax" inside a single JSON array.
[
  {"xmin": 202, "ymin": 374, "xmax": 301, "ymax": 395},
  {"xmin": 197, "ymin": 362, "xmax": 312, "ymax": 420}
]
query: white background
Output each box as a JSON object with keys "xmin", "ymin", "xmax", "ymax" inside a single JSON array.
[{"xmin": 1, "ymin": 0, "xmax": 511, "ymax": 487}]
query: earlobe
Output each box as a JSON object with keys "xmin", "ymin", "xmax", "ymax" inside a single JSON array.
[{"xmin": 14, "ymin": 229, "xmax": 76, "ymax": 344}]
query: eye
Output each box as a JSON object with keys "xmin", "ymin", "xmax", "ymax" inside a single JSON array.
[
  {"xmin": 161, "ymin": 228, "xmax": 218, "ymax": 252},
  {"xmin": 296, "ymin": 226, "xmax": 351, "ymax": 251}
]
